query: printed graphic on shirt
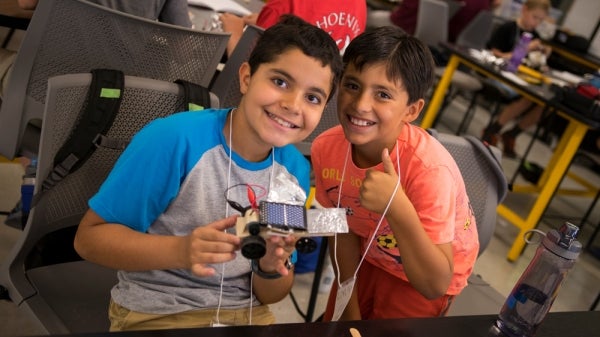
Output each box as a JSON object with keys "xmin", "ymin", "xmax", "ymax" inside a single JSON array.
[
  {"xmin": 325, "ymin": 183, "xmax": 403, "ymax": 266},
  {"xmin": 313, "ymin": 11, "xmax": 363, "ymax": 53}
]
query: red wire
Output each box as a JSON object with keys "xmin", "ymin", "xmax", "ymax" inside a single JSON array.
[{"xmin": 247, "ymin": 184, "xmax": 258, "ymax": 209}]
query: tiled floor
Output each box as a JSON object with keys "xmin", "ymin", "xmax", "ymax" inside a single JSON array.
[{"xmin": 1, "ymin": 93, "xmax": 599, "ymax": 337}]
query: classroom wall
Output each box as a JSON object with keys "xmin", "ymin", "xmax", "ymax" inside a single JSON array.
[{"xmin": 560, "ymin": 0, "xmax": 600, "ymax": 39}]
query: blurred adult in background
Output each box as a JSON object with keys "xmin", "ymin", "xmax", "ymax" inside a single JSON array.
[
  {"xmin": 220, "ymin": 0, "xmax": 367, "ymax": 56},
  {"xmin": 17, "ymin": 0, "xmax": 192, "ymax": 27},
  {"xmin": 390, "ymin": 0, "xmax": 501, "ymax": 43},
  {"xmin": 1, "ymin": 0, "xmax": 191, "ymax": 101}
]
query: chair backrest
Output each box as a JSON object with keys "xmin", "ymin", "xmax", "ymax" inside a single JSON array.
[
  {"xmin": 446, "ymin": 0, "xmax": 465, "ymax": 19},
  {"xmin": 210, "ymin": 24, "xmax": 264, "ymax": 108},
  {"xmin": 431, "ymin": 130, "xmax": 508, "ymax": 255},
  {"xmin": 456, "ymin": 10, "xmax": 495, "ymax": 50},
  {"xmin": 414, "ymin": 0, "xmax": 449, "ymax": 47},
  {"xmin": 0, "ymin": 0, "xmax": 230, "ymax": 159},
  {"xmin": 0, "ymin": 73, "xmax": 217, "ymax": 334}
]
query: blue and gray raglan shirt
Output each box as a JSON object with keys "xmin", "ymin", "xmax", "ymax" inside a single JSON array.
[{"xmin": 89, "ymin": 108, "xmax": 310, "ymax": 314}]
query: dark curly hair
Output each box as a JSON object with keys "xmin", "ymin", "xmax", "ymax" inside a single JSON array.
[
  {"xmin": 248, "ymin": 15, "xmax": 343, "ymax": 103},
  {"xmin": 343, "ymin": 26, "xmax": 435, "ymax": 104}
]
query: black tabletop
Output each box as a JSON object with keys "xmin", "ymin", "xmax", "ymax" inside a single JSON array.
[
  {"xmin": 544, "ymin": 40, "xmax": 600, "ymax": 69},
  {"xmin": 40, "ymin": 311, "xmax": 600, "ymax": 337},
  {"xmin": 441, "ymin": 43, "xmax": 600, "ymax": 130}
]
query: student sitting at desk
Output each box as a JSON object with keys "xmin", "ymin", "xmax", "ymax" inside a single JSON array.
[
  {"xmin": 74, "ymin": 15, "xmax": 343, "ymax": 331},
  {"xmin": 312, "ymin": 26, "xmax": 478, "ymax": 320},
  {"xmin": 481, "ymin": 0, "xmax": 552, "ymax": 158}
]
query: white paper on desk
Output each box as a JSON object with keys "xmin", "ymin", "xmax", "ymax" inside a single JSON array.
[
  {"xmin": 188, "ymin": 0, "xmax": 251, "ymax": 16},
  {"xmin": 500, "ymin": 71, "xmax": 529, "ymax": 87},
  {"xmin": 549, "ymin": 70, "xmax": 584, "ymax": 86}
]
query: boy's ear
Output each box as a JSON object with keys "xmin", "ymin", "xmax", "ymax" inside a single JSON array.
[
  {"xmin": 239, "ymin": 62, "xmax": 251, "ymax": 95},
  {"xmin": 404, "ymin": 98, "xmax": 425, "ymax": 123}
]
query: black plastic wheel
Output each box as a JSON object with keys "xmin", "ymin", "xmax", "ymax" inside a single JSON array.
[
  {"xmin": 241, "ymin": 235, "xmax": 267, "ymax": 259},
  {"xmin": 295, "ymin": 237, "xmax": 318, "ymax": 254}
]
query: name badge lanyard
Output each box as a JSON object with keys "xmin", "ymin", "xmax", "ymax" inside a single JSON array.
[
  {"xmin": 331, "ymin": 140, "xmax": 402, "ymax": 321},
  {"xmin": 214, "ymin": 108, "xmax": 275, "ymax": 326}
]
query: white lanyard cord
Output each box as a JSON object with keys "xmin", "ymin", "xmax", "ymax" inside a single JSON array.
[
  {"xmin": 215, "ymin": 109, "xmax": 236, "ymax": 325},
  {"xmin": 333, "ymin": 141, "xmax": 402, "ymax": 286},
  {"xmin": 219, "ymin": 108, "xmax": 276, "ymax": 325},
  {"xmin": 332, "ymin": 144, "xmax": 350, "ymax": 284}
]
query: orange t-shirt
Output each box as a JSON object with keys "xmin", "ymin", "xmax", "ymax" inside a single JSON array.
[{"xmin": 312, "ymin": 124, "xmax": 478, "ymax": 295}]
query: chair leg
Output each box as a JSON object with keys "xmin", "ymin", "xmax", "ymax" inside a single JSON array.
[
  {"xmin": 2, "ymin": 29, "xmax": 16, "ymax": 49},
  {"xmin": 583, "ymin": 189, "xmax": 600, "ymax": 247},
  {"xmin": 590, "ymin": 291, "xmax": 600, "ymax": 311},
  {"xmin": 484, "ymin": 101, "xmax": 501, "ymax": 131},
  {"xmin": 509, "ymin": 105, "xmax": 554, "ymax": 185},
  {"xmin": 456, "ymin": 91, "xmax": 479, "ymax": 135}
]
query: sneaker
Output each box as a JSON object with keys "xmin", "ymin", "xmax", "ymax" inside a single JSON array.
[
  {"xmin": 502, "ymin": 133, "xmax": 517, "ymax": 158},
  {"xmin": 481, "ymin": 129, "xmax": 498, "ymax": 146}
]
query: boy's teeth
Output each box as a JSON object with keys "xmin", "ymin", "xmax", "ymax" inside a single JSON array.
[
  {"xmin": 268, "ymin": 112, "xmax": 296, "ymax": 128},
  {"xmin": 350, "ymin": 116, "xmax": 373, "ymax": 126}
]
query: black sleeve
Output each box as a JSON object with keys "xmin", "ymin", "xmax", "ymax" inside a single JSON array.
[{"xmin": 486, "ymin": 21, "xmax": 518, "ymax": 53}]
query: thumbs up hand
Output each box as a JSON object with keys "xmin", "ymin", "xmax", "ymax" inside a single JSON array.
[{"xmin": 359, "ymin": 148, "xmax": 401, "ymax": 214}]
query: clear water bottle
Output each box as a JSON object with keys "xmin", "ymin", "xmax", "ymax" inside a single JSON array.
[
  {"xmin": 505, "ymin": 32, "xmax": 533, "ymax": 73},
  {"xmin": 495, "ymin": 222, "xmax": 581, "ymax": 337}
]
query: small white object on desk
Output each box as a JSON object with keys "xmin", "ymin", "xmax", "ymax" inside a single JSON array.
[
  {"xmin": 500, "ymin": 70, "xmax": 529, "ymax": 86},
  {"xmin": 549, "ymin": 70, "xmax": 585, "ymax": 86},
  {"xmin": 188, "ymin": 0, "xmax": 251, "ymax": 16}
]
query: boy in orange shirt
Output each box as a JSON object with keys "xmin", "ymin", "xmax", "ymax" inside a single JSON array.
[{"xmin": 311, "ymin": 26, "xmax": 479, "ymax": 319}]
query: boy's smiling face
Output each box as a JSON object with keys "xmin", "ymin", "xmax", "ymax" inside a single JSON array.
[
  {"xmin": 235, "ymin": 47, "xmax": 333, "ymax": 160},
  {"xmin": 337, "ymin": 62, "xmax": 423, "ymax": 162}
]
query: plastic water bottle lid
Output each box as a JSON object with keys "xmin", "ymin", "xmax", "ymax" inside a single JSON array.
[{"xmin": 542, "ymin": 222, "xmax": 582, "ymax": 260}]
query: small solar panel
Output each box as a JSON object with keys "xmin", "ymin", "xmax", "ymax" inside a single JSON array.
[{"xmin": 259, "ymin": 201, "xmax": 306, "ymax": 230}]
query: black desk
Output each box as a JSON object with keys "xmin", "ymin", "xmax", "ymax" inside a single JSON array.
[
  {"xmin": 421, "ymin": 43, "xmax": 600, "ymax": 262},
  {"xmin": 34, "ymin": 311, "xmax": 600, "ymax": 337},
  {"xmin": 544, "ymin": 40, "xmax": 600, "ymax": 71},
  {"xmin": 366, "ymin": 0, "xmax": 400, "ymax": 11}
]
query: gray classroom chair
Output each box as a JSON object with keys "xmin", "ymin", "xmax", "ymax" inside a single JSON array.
[
  {"xmin": 455, "ymin": 10, "xmax": 496, "ymax": 50},
  {"xmin": 0, "ymin": 0, "xmax": 229, "ymax": 159},
  {"xmin": 414, "ymin": 0, "xmax": 483, "ymax": 133},
  {"xmin": 0, "ymin": 72, "xmax": 218, "ymax": 334},
  {"xmin": 210, "ymin": 24, "xmax": 264, "ymax": 108},
  {"xmin": 414, "ymin": 0, "xmax": 449, "ymax": 47},
  {"xmin": 431, "ymin": 130, "xmax": 509, "ymax": 316},
  {"xmin": 429, "ymin": 129, "xmax": 508, "ymax": 255}
]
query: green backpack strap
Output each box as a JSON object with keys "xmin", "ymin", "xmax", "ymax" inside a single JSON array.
[{"xmin": 175, "ymin": 79, "xmax": 213, "ymax": 111}]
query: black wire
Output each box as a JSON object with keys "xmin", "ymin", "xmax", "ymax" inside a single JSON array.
[
  {"xmin": 223, "ymin": 183, "xmax": 253, "ymax": 214},
  {"xmin": 288, "ymin": 291, "xmax": 308, "ymax": 321}
]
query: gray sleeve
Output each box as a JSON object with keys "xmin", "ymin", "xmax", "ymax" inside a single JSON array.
[
  {"xmin": 86, "ymin": 0, "xmax": 192, "ymax": 28},
  {"xmin": 159, "ymin": 0, "xmax": 193, "ymax": 28}
]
